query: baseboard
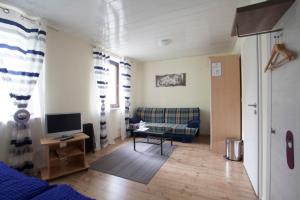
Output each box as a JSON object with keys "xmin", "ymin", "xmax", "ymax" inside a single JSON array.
[{"xmin": 199, "ymin": 132, "xmax": 210, "ymax": 135}]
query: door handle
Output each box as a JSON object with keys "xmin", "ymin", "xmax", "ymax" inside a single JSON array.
[
  {"xmin": 248, "ymin": 104, "xmax": 257, "ymax": 108},
  {"xmin": 286, "ymin": 130, "xmax": 294, "ymax": 169}
]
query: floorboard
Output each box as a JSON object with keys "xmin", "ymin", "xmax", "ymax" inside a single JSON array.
[{"xmin": 51, "ymin": 135, "xmax": 258, "ymax": 200}]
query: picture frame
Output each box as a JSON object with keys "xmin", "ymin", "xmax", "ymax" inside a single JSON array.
[{"xmin": 156, "ymin": 73, "xmax": 186, "ymax": 87}]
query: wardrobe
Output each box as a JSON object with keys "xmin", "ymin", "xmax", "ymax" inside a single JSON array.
[{"xmin": 210, "ymin": 55, "xmax": 241, "ymax": 154}]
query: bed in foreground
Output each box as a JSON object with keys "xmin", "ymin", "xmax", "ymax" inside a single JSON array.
[{"xmin": 0, "ymin": 161, "xmax": 93, "ymax": 200}]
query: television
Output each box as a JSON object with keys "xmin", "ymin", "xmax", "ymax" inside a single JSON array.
[{"xmin": 45, "ymin": 113, "xmax": 81, "ymax": 137}]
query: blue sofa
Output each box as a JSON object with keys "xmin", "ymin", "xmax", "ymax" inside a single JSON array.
[
  {"xmin": 0, "ymin": 162, "xmax": 93, "ymax": 200},
  {"xmin": 130, "ymin": 107, "xmax": 200, "ymax": 142}
]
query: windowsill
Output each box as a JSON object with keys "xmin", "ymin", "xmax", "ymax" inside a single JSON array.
[
  {"xmin": 0, "ymin": 116, "xmax": 41, "ymax": 124},
  {"xmin": 110, "ymin": 107, "xmax": 120, "ymax": 111}
]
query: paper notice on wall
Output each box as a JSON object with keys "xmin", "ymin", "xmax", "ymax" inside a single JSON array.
[{"xmin": 211, "ymin": 62, "xmax": 222, "ymax": 77}]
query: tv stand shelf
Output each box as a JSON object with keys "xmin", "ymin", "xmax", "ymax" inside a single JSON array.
[{"xmin": 40, "ymin": 133, "xmax": 89, "ymax": 181}]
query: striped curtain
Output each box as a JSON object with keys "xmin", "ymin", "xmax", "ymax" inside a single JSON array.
[
  {"xmin": 119, "ymin": 59, "xmax": 131, "ymax": 140},
  {"xmin": 93, "ymin": 48, "xmax": 110, "ymax": 148},
  {"xmin": 0, "ymin": 8, "xmax": 46, "ymax": 172}
]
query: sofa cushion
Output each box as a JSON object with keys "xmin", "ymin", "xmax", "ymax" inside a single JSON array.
[
  {"xmin": 143, "ymin": 122, "xmax": 174, "ymax": 132},
  {"xmin": 144, "ymin": 122, "xmax": 198, "ymax": 136},
  {"xmin": 171, "ymin": 124, "xmax": 198, "ymax": 135},
  {"xmin": 135, "ymin": 107, "xmax": 164, "ymax": 123},
  {"xmin": 165, "ymin": 108, "xmax": 200, "ymax": 124}
]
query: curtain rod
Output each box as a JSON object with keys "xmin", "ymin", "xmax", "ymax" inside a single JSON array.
[
  {"xmin": 91, "ymin": 43, "xmax": 123, "ymax": 60},
  {"xmin": 91, "ymin": 46, "xmax": 134, "ymax": 63},
  {"xmin": 0, "ymin": 3, "xmax": 40, "ymax": 21},
  {"xmin": 0, "ymin": 3, "xmax": 59, "ymax": 32}
]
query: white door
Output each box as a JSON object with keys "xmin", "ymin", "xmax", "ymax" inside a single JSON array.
[
  {"xmin": 241, "ymin": 35, "xmax": 259, "ymax": 195},
  {"xmin": 270, "ymin": 15, "xmax": 300, "ymax": 200}
]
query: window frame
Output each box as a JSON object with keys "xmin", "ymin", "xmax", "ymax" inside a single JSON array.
[{"xmin": 109, "ymin": 59, "xmax": 120, "ymax": 109}]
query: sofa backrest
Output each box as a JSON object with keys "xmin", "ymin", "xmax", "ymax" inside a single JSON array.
[
  {"xmin": 135, "ymin": 107, "xmax": 165, "ymax": 123},
  {"xmin": 165, "ymin": 108, "xmax": 200, "ymax": 124}
]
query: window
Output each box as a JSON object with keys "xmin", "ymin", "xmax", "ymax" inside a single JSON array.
[{"xmin": 109, "ymin": 60, "xmax": 119, "ymax": 108}]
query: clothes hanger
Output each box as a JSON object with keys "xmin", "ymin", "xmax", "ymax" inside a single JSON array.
[{"xmin": 264, "ymin": 43, "xmax": 295, "ymax": 72}]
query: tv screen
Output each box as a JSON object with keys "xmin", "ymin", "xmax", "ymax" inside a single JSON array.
[{"xmin": 46, "ymin": 113, "xmax": 81, "ymax": 134}]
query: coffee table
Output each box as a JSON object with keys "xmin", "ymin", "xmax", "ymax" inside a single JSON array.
[{"xmin": 132, "ymin": 127, "xmax": 173, "ymax": 155}]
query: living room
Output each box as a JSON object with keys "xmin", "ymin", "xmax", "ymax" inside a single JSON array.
[{"xmin": 0, "ymin": 0, "xmax": 299, "ymax": 200}]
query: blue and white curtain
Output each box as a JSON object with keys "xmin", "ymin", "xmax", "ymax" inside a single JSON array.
[
  {"xmin": 0, "ymin": 8, "xmax": 46, "ymax": 173},
  {"xmin": 93, "ymin": 48, "xmax": 110, "ymax": 148},
  {"xmin": 119, "ymin": 59, "xmax": 132, "ymax": 140}
]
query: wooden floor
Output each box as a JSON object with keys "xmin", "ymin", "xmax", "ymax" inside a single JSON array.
[{"xmin": 51, "ymin": 135, "xmax": 258, "ymax": 200}]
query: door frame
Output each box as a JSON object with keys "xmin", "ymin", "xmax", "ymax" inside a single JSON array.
[
  {"xmin": 243, "ymin": 34, "xmax": 273, "ymax": 199},
  {"xmin": 257, "ymin": 32, "xmax": 273, "ymax": 200},
  {"xmin": 243, "ymin": 33, "xmax": 273, "ymax": 200},
  {"xmin": 241, "ymin": 35, "xmax": 261, "ymax": 197},
  {"xmin": 257, "ymin": 35, "xmax": 263, "ymax": 199}
]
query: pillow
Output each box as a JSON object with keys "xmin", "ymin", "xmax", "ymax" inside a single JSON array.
[{"xmin": 187, "ymin": 119, "xmax": 200, "ymax": 128}]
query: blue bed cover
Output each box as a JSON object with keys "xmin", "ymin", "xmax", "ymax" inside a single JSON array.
[{"xmin": 0, "ymin": 162, "xmax": 93, "ymax": 200}]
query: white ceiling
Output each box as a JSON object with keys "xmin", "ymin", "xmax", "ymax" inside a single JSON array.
[{"xmin": 0, "ymin": 0, "xmax": 246, "ymax": 61}]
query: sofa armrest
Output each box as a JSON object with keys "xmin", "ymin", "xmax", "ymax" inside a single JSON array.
[
  {"xmin": 187, "ymin": 119, "xmax": 200, "ymax": 128},
  {"xmin": 129, "ymin": 117, "xmax": 140, "ymax": 124},
  {"xmin": 127, "ymin": 118, "xmax": 140, "ymax": 132}
]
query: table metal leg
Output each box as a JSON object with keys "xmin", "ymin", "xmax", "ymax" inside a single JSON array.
[
  {"xmin": 161, "ymin": 137, "xmax": 163, "ymax": 155},
  {"xmin": 171, "ymin": 136, "xmax": 173, "ymax": 146},
  {"xmin": 133, "ymin": 133, "xmax": 136, "ymax": 151}
]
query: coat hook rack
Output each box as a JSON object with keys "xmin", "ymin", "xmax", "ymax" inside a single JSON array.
[{"xmin": 264, "ymin": 36, "xmax": 295, "ymax": 72}]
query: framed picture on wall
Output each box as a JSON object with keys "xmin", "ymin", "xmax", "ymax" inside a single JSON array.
[{"xmin": 156, "ymin": 73, "xmax": 186, "ymax": 87}]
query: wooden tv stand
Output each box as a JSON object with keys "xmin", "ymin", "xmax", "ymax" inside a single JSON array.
[{"xmin": 40, "ymin": 133, "xmax": 89, "ymax": 181}]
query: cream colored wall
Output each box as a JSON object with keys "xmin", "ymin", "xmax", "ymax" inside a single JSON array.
[
  {"xmin": 45, "ymin": 29, "xmax": 141, "ymax": 145},
  {"xmin": 130, "ymin": 61, "xmax": 143, "ymax": 112},
  {"xmin": 137, "ymin": 56, "xmax": 212, "ymax": 135},
  {"xmin": 45, "ymin": 29, "xmax": 101, "ymax": 146},
  {"xmin": 46, "ymin": 29, "xmax": 94, "ymax": 120}
]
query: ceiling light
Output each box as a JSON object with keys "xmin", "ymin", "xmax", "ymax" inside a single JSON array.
[
  {"xmin": 158, "ymin": 39, "xmax": 172, "ymax": 46},
  {"xmin": 3, "ymin": 8, "xmax": 9, "ymax": 14}
]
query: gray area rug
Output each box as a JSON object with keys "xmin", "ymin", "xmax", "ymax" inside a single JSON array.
[{"xmin": 90, "ymin": 142, "xmax": 176, "ymax": 184}]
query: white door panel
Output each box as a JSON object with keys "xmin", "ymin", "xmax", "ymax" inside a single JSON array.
[{"xmin": 241, "ymin": 35, "xmax": 259, "ymax": 195}]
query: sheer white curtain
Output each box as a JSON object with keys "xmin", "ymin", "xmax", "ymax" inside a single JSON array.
[
  {"xmin": 0, "ymin": 68, "xmax": 45, "ymax": 170},
  {"xmin": 119, "ymin": 59, "xmax": 132, "ymax": 140},
  {"xmin": 93, "ymin": 48, "xmax": 114, "ymax": 148},
  {"xmin": 0, "ymin": 5, "xmax": 46, "ymax": 173}
]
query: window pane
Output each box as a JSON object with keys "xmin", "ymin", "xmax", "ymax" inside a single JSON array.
[{"xmin": 108, "ymin": 61, "xmax": 119, "ymax": 107}]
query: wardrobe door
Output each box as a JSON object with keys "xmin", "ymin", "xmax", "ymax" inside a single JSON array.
[{"xmin": 210, "ymin": 55, "xmax": 241, "ymax": 154}]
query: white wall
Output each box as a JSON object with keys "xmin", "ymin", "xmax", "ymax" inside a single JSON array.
[
  {"xmin": 262, "ymin": 2, "xmax": 300, "ymax": 200},
  {"xmin": 136, "ymin": 55, "xmax": 212, "ymax": 135}
]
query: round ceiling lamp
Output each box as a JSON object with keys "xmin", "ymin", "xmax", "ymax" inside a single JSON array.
[{"xmin": 158, "ymin": 38, "xmax": 172, "ymax": 46}]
